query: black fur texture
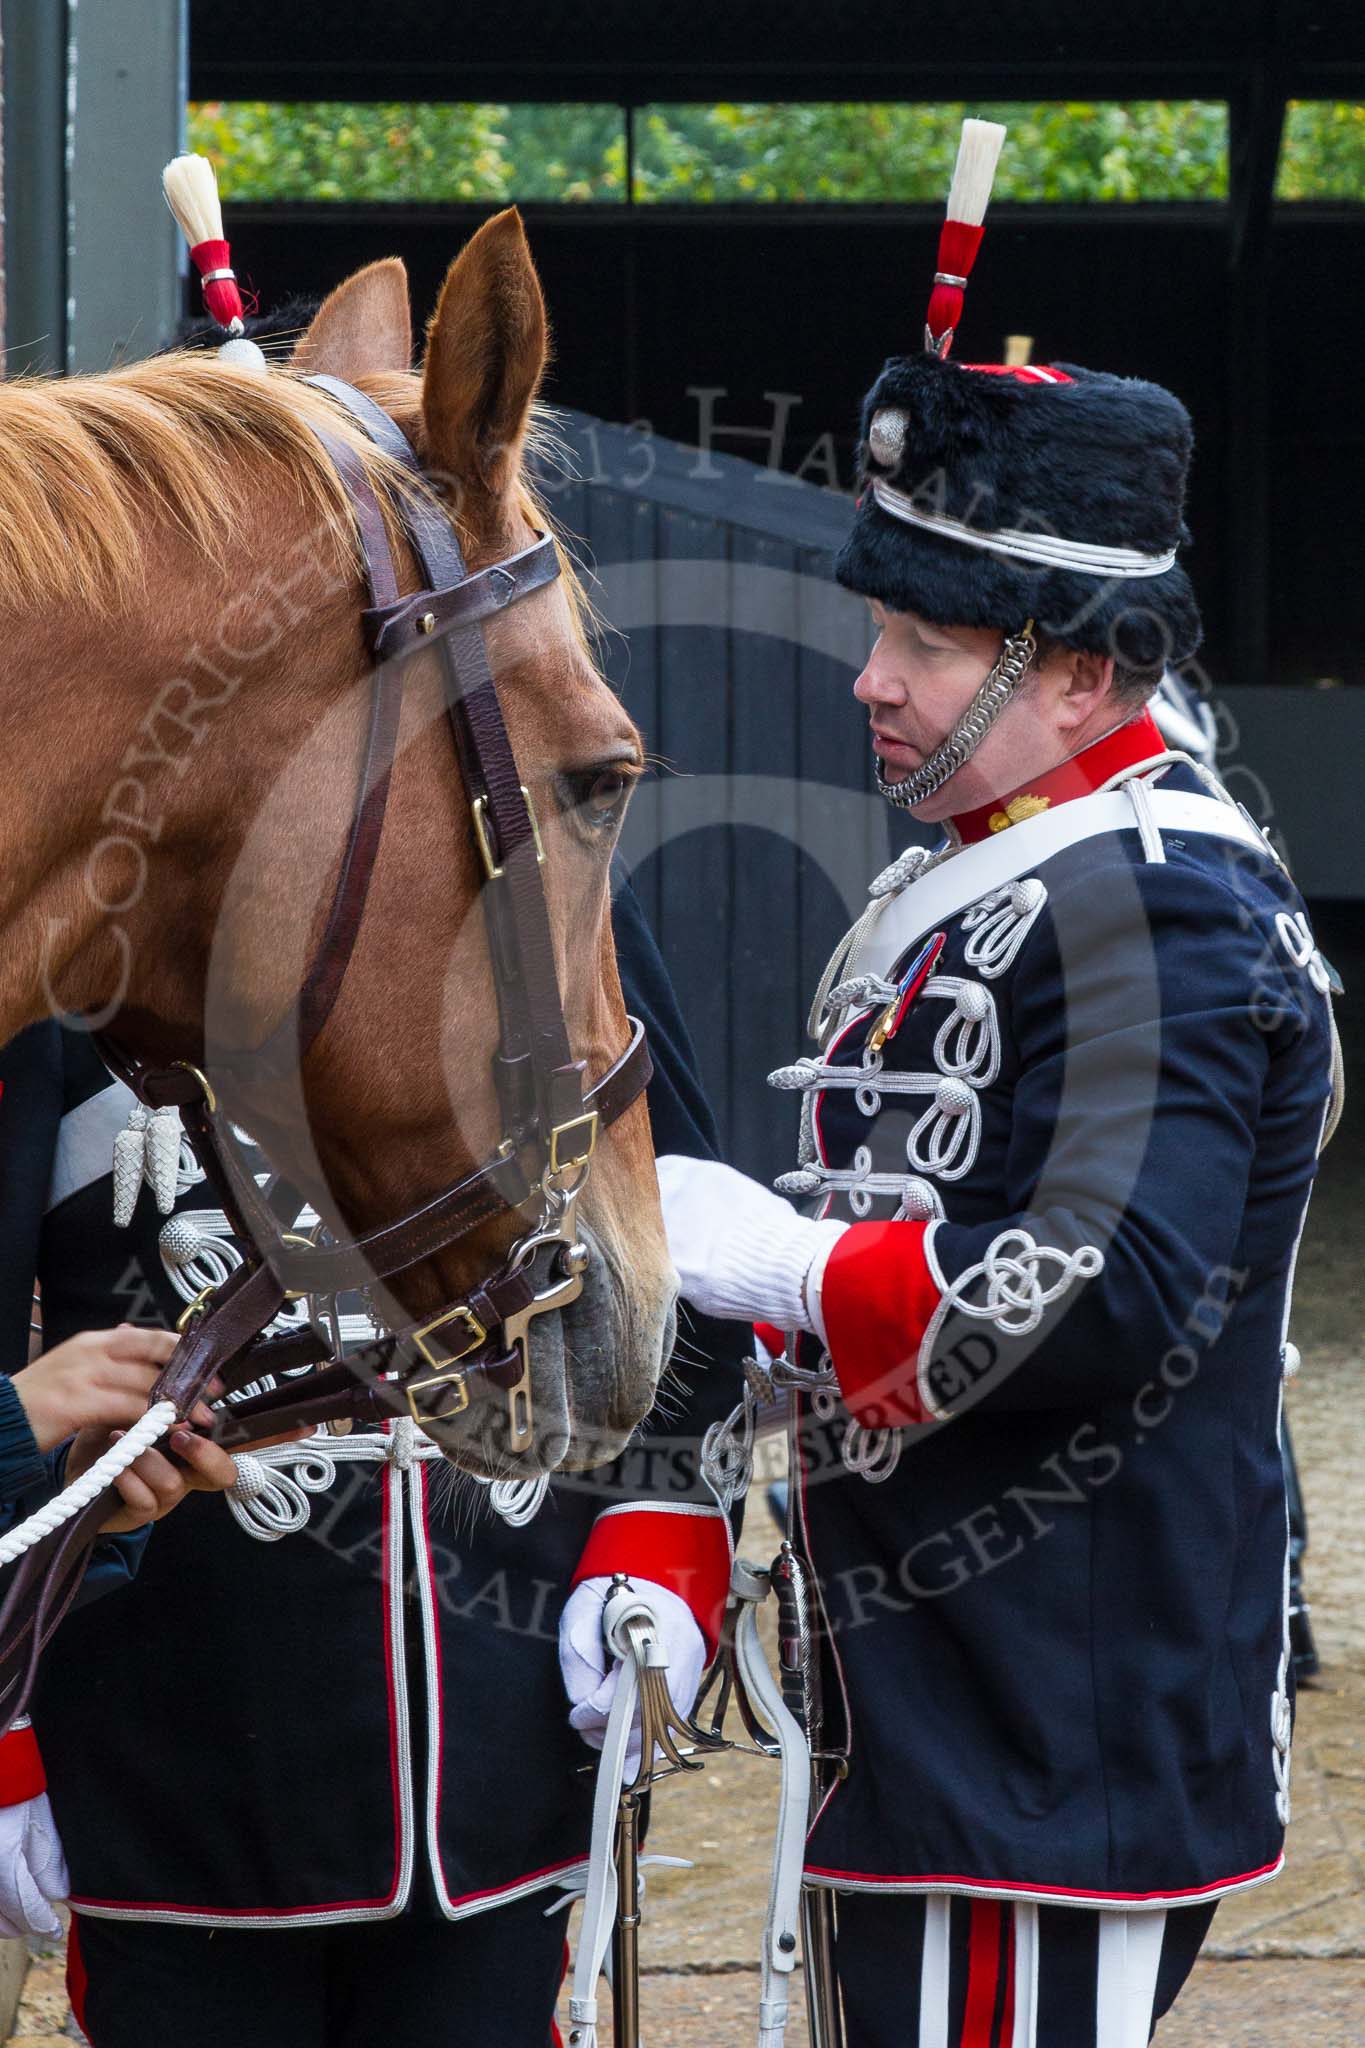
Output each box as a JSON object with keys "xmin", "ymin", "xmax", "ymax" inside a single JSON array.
[
  {"xmin": 175, "ymin": 296, "xmax": 321, "ymax": 353},
  {"xmin": 834, "ymin": 352, "xmax": 1202, "ymax": 667}
]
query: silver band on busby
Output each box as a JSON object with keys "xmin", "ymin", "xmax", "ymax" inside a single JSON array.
[
  {"xmin": 868, "ymin": 477, "xmax": 1181, "ymax": 582},
  {"xmin": 874, "ymin": 620, "xmax": 1037, "ymax": 810}
]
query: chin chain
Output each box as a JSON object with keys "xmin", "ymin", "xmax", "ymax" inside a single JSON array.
[{"xmin": 875, "ymin": 619, "xmax": 1037, "ymax": 812}]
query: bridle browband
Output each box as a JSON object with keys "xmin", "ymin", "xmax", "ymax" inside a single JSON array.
[{"xmin": 0, "ymin": 375, "xmax": 653, "ymax": 1715}]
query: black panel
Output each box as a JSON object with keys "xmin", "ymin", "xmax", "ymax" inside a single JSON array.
[{"xmin": 189, "ymin": 1, "xmax": 1365, "ymax": 102}]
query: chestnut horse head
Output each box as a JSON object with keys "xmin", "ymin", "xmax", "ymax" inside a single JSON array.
[{"xmin": 0, "ymin": 209, "xmax": 676, "ymax": 1476}]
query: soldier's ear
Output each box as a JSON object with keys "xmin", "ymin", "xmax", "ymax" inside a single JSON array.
[{"xmin": 1053, "ymin": 646, "xmax": 1114, "ymax": 729}]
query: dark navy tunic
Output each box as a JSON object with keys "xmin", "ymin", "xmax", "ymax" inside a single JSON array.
[{"xmin": 792, "ymin": 743, "xmax": 1333, "ymax": 1912}]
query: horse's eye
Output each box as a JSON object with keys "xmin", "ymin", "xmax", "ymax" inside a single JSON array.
[
  {"xmin": 564, "ymin": 765, "xmax": 634, "ymax": 831},
  {"xmin": 586, "ymin": 769, "xmax": 628, "ymax": 817}
]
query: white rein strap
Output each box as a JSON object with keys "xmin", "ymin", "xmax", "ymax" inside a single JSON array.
[
  {"xmin": 731, "ymin": 1560, "xmax": 810, "ymax": 2048},
  {"xmin": 568, "ymin": 1567, "xmax": 811, "ymax": 2048},
  {"xmin": 568, "ymin": 1586, "xmax": 658, "ymax": 2047}
]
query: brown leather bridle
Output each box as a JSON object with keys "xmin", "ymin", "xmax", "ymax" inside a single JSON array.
[{"xmin": 0, "ymin": 376, "xmax": 652, "ymax": 1718}]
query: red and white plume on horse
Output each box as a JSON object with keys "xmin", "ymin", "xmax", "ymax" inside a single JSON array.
[
  {"xmin": 924, "ymin": 118, "xmax": 1007, "ymax": 358},
  {"xmin": 162, "ymin": 153, "xmax": 247, "ymax": 335}
]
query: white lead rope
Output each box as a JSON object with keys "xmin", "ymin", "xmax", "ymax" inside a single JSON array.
[{"xmin": 0, "ymin": 1401, "xmax": 178, "ymax": 1567}]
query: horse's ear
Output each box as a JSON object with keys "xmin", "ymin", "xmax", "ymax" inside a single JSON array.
[
  {"xmin": 293, "ymin": 257, "xmax": 412, "ymax": 379},
  {"xmin": 421, "ymin": 207, "xmax": 548, "ymax": 502}
]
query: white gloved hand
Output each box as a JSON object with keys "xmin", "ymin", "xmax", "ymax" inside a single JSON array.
[
  {"xmin": 559, "ymin": 1576, "xmax": 707, "ymax": 1781},
  {"xmin": 0, "ymin": 1791, "xmax": 69, "ymax": 1940},
  {"xmin": 656, "ymin": 1154, "xmax": 847, "ymax": 1337}
]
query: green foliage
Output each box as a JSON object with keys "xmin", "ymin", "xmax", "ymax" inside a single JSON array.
[
  {"xmin": 186, "ymin": 98, "xmax": 1364, "ymax": 206},
  {"xmin": 1278, "ymin": 102, "xmax": 1365, "ymax": 200},
  {"xmin": 633, "ymin": 102, "xmax": 1229, "ymax": 202},
  {"xmin": 187, "ymin": 101, "xmax": 624, "ymax": 202}
]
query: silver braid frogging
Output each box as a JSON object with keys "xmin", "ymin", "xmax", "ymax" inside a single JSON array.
[{"xmin": 874, "ymin": 619, "xmax": 1037, "ymax": 811}]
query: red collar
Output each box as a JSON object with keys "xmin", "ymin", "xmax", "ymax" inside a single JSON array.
[{"xmin": 946, "ymin": 709, "xmax": 1167, "ymax": 846}]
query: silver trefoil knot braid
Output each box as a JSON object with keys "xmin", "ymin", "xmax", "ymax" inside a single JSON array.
[{"xmin": 874, "ymin": 619, "xmax": 1038, "ymax": 811}]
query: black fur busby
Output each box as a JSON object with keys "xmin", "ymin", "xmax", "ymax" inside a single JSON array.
[
  {"xmin": 834, "ymin": 351, "xmax": 1203, "ymax": 669},
  {"xmin": 176, "ymin": 296, "xmax": 321, "ymax": 353}
]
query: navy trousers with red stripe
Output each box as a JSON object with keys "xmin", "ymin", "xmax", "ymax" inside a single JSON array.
[
  {"xmin": 67, "ymin": 1885, "xmax": 570, "ymax": 2048},
  {"xmin": 832, "ymin": 1891, "xmax": 1215, "ymax": 2047}
]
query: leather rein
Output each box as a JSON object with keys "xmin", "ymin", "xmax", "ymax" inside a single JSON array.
[{"xmin": 0, "ymin": 375, "xmax": 651, "ymax": 1719}]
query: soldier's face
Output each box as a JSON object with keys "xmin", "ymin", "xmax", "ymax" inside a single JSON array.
[{"xmin": 854, "ymin": 602, "xmax": 1066, "ymax": 821}]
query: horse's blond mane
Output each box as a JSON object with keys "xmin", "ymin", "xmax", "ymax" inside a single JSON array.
[{"xmin": 0, "ymin": 352, "xmax": 593, "ymax": 649}]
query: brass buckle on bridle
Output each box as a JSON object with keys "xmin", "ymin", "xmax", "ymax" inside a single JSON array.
[
  {"xmin": 169, "ymin": 1060, "xmax": 217, "ymax": 1114},
  {"xmin": 399, "ymin": 1105, "xmax": 595, "ymax": 1440},
  {"xmin": 471, "ymin": 788, "xmax": 545, "ymax": 884},
  {"xmin": 547, "ymin": 1109, "xmax": 598, "ymax": 1180},
  {"xmin": 279, "ymin": 1229, "xmax": 319, "ymax": 1304},
  {"xmin": 411, "ymin": 1302, "xmax": 488, "ymax": 1371},
  {"xmin": 402, "ymin": 1304, "xmax": 488, "ymax": 1424},
  {"xmin": 175, "ymin": 1284, "xmax": 216, "ymax": 1334}
]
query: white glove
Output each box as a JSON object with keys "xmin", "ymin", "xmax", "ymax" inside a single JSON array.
[
  {"xmin": 559, "ymin": 1576, "xmax": 707, "ymax": 1780},
  {"xmin": 656, "ymin": 1154, "xmax": 846, "ymax": 1337},
  {"xmin": 0, "ymin": 1791, "xmax": 69, "ymax": 1940}
]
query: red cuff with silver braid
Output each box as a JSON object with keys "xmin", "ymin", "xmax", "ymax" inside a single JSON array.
[
  {"xmin": 0, "ymin": 1720, "xmax": 46, "ymax": 1806},
  {"xmin": 188, "ymin": 239, "xmax": 246, "ymax": 332},
  {"xmin": 571, "ymin": 1503, "xmax": 734, "ymax": 1662},
  {"xmin": 820, "ymin": 1220, "xmax": 941, "ymax": 1429}
]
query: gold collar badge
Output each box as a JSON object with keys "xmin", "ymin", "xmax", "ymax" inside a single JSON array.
[{"xmin": 988, "ymin": 793, "xmax": 1052, "ymax": 834}]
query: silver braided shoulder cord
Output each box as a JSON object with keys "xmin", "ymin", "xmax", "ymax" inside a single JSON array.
[{"xmin": 875, "ymin": 620, "xmax": 1037, "ymax": 811}]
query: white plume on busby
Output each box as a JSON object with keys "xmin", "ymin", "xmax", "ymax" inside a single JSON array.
[
  {"xmin": 925, "ymin": 118, "xmax": 1007, "ymax": 356},
  {"xmin": 163, "ymin": 152, "xmax": 266, "ymax": 366}
]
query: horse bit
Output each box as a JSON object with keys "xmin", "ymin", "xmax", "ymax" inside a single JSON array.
[{"xmin": 0, "ymin": 374, "xmax": 652, "ymax": 1711}]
